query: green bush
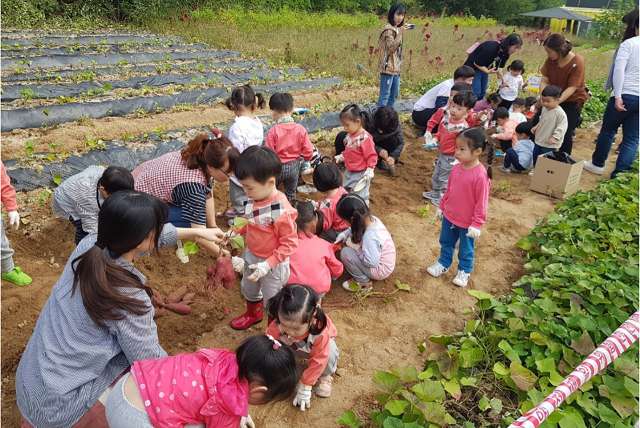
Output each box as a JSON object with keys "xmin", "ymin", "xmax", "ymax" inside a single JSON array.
[
  {"xmin": 582, "ymin": 78, "xmax": 609, "ymax": 126},
  {"xmin": 593, "ymin": 0, "xmax": 638, "ymax": 41},
  {"xmin": 340, "ymin": 165, "xmax": 640, "ymax": 427}
]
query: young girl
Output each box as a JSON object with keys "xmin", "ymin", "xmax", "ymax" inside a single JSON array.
[
  {"xmin": 334, "ymin": 193, "xmax": 396, "ymax": 291},
  {"xmin": 489, "ymin": 107, "xmax": 519, "ymax": 153},
  {"xmin": 312, "ymin": 162, "xmax": 349, "ymax": 243},
  {"xmin": 498, "ymin": 60, "xmax": 525, "ymax": 111},
  {"xmin": 426, "ymin": 127, "xmax": 492, "ymax": 288},
  {"xmin": 105, "ymin": 335, "xmax": 299, "ymax": 428},
  {"xmin": 223, "ymin": 85, "xmax": 266, "ymax": 221},
  {"xmin": 333, "ymin": 105, "xmax": 378, "ymax": 206},
  {"xmin": 288, "ymin": 201, "xmax": 343, "ymax": 302},
  {"xmin": 509, "ymin": 98, "xmax": 528, "ymax": 123},
  {"xmin": 266, "ymin": 284, "xmax": 339, "ymax": 409}
]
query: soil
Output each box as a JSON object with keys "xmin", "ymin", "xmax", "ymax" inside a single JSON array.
[{"xmin": 0, "ymin": 99, "xmax": 612, "ymax": 427}]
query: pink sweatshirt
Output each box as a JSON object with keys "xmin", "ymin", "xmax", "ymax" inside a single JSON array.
[
  {"xmin": 288, "ymin": 233, "xmax": 343, "ymax": 294},
  {"xmin": 492, "ymin": 119, "xmax": 519, "ymax": 147},
  {"xmin": 343, "ymin": 130, "xmax": 378, "ymax": 172},
  {"xmin": 265, "ymin": 122, "xmax": 314, "ymax": 163},
  {"xmin": 1, "ymin": 162, "xmax": 19, "ymax": 212},
  {"xmin": 319, "ymin": 187, "xmax": 349, "ymax": 232},
  {"xmin": 131, "ymin": 349, "xmax": 248, "ymax": 428},
  {"xmin": 426, "ymin": 106, "xmax": 477, "ymax": 133},
  {"xmin": 439, "ymin": 163, "xmax": 491, "ymax": 230}
]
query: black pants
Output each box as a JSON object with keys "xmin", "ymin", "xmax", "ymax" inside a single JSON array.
[
  {"xmin": 335, "ymin": 131, "xmax": 348, "ymax": 156},
  {"xmin": 498, "ymin": 99, "xmax": 514, "ymax": 111},
  {"xmin": 499, "ymin": 139, "xmax": 512, "ymax": 153},
  {"xmin": 70, "ymin": 217, "xmax": 88, "ymax": 245},
  {"xmin": 531, "ymin": 102, "xmax": 581, "ymax": 155},
  {"xmin": 412, "ymin": 108, "xmax": 438, "ymax": 131}
]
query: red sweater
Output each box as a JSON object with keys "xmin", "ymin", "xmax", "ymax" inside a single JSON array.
[
  {"xmin": 439, "ymin": 163, "xmax": 491, "ymax": 230},
  {"xmin": 433, "ymin": 117, "xmax": 468, "ymax": 156},
  {"xmin": 265, "ymin": 122, "xmax": 314, "ymax": 163},
  {"xmin": 1, "ymin": 162, "xmax": 19, "ymax": 212},
  {"xmin": 319, "ymin": 187, "xmax": 349, "ymax": 232},
  {"xmin": 288, "ymin": 233, "xmax": 343, "ymax": 294},
  {"xmin": 426, "ymin": 106, "xmax": 478, "ymax": 133},
  {"xmin": 343, "ymin": 130, "xmax": 377, "ymax": 172}
]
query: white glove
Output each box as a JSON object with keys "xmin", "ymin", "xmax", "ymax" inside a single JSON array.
[
  {"xmin": 435, "ymin": 209, "xmax": 443, "ymax": 220},
  {"xmin": 345, "ymin": 236, "xmax": 361, "ymax": 251},
  {"xmin": 466, "ymin": 226, "xmax": 481, "ymax": 239},
  {"xmin": 246, "ymin": 261, "xmax": 271, "ymax": 282},
  {"xmin": 307, "ymin": 199, "xmax": 319, "ymax": 209},
  {"xmin": 363, "ymin": 168, "xmax": 374, "ymax": 180},
  {"xmin": 224, "ymin": 228, "xmax": 236, "ymax": 238},
  {"xmin": 334, "ymin": 231, "xmax": 349, "ymax": 244},
  {"xmin": 231, "ymin": 256, "xmax": 245, "ymax": 273},
  {"xmin": 478, "ymin": 113, "xmax": 488, "ymax": 123},
  {"xmin": 239, "ymin": 415, "xmax": 255, "ymax": 428},
  {"xmin": 334, "ymin": 154, "xmax": 345, "ymax": 163},
  {"xmin": 7, "ymin": 211, "xmax": 19, "ymax": 230},
  {"xmin": 424, "ymin": 131, "xmax": 433, "ymax": 143},
  {"xmin": 292, "ymin": 383, "xmax": 312, "ymax": 411}
]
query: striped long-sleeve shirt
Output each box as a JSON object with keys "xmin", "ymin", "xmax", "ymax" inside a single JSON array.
[
  {"xmin": 15, "ymin": 226, "xmax": 177, "ymax": 428},
  {"xmin": 51, "ymin": 165, "xmax": 105, "ymax": 234}
]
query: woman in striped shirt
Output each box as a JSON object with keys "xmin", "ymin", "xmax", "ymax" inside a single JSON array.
[
  {"xmin": 134, "ymin": 131, "xmax": 239, "ymax": 256},
  {"xmin": 16, "ymin": 190, "xmax": 225, "ymax": 428}
]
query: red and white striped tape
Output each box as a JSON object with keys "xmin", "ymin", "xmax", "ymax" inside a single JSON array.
[{"xmin": 508, "ymin": 311, "xmax": 639, "ymax": 428}]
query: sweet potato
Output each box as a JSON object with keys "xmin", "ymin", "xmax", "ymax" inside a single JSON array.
[
  {"xmin": 153, "ymin": 307, "xmax": 166, "ymax": 319},
  {"xmin": 165, "ymin": 302, "xmax": 192, "ymax": 315},
  {"xmin": 206, "ymin": 266, "xmax": 215, "ymax": 280},
  {"xmin": 214, "ymin": 255, "xmax": 237, "ymax": 289},
  {"xmin": 151, "ymin": 290, "xmax": 165, "ymax": 307},
  {"xmin": 166, "ymin": 286, "xmax": 188, "ymax": 304},
  {"xmin": 181, "ymin": 292, "xmax": 196, "ymax": 305}
]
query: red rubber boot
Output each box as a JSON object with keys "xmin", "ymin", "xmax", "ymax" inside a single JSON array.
[{"xmin": 230, "ymin": 300, "xmax": 263, "ymax": 330}]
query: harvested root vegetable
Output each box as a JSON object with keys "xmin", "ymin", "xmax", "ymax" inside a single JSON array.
[
  {"xmin": 181, "ymin": 293, "xmax": 196, "ymax": 305},
  {"xmin": 165, "ymin": 302, "xmax": 192, "ymax": 315},
  {"xmin": 151, "ymin": 290, "xmax": 165, "ymax": 308},
  {"xmin": 206, "ymin": 266, "xmax": 215, "ymax": 280},
  {"xmin": 153, "ymin": 307, "xmax": 166, "ymax": 319},
  {"xmin": 166, "ymin": 286, "xmax": 188, "ymax": 304},
  {"xmin": 214, "ymin": 255, "xmax": 237, "ymax": 289}
]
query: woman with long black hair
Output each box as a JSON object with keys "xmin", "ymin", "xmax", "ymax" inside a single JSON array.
[{"xmin": 377, "ymin": 2, "xmax": 411, "ymax": 107}]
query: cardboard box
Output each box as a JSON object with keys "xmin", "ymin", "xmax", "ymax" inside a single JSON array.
[{"xmin": 529, "ymin": 153, "xmax": 584, "ymax": 198}]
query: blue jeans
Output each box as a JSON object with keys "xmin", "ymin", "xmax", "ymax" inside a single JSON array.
[
  {"xmin": 377, "ymin": 73, "xmax": 400, "ymax": 107},
  {"xmin": 472, "ymin": 70, "xmax": 489, "ymax": 100},
  {"xmin": 532, "ymin": 145, "xmax": 556, "ymax": 166},
  {"xmin": 438, "ymin": 216, "xmax": 475, "ymax": 273},
  {"xmin": 592, "ymin": 95, "xmax": 639, "ymax": 179},
  {"xmin": 504, "ymin": 149, "xmax": 526, "ymax": 171},
  {"xmin": 167, "ymin": 203, "xmax": 191, "ymax": 228}
]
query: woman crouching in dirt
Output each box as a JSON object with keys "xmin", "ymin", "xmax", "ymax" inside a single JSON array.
[
  {"xmin": 15, "ymin": 190, "xmax": 224, "ymax": 428},
  {"xmin": 133, "ymin": 131, "xmax": 239, "ymax": 257}
]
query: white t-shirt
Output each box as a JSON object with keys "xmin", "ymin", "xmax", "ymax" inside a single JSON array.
[
  {"xmin": 509, "ymin": 112, "xmax": 527, "ymax": 123},
  {"xmin": 498, "ymin": 72, "xmax": 524, "ymax": 101},
  {"xmin": 613, "ymin": 36, "xmax": 639, "ymax": 98},
  {"xmin": 228, "ymin": 116, "xmax": 264, "ymax": 186},
  {"xmin": 413, "ymin": 79, "xmax": 454, "ymax": 112}
]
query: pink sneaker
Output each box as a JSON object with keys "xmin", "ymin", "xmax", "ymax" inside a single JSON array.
[{"xmin": 315, "ymin": 375, "xmax": 333, "ymax": 397}]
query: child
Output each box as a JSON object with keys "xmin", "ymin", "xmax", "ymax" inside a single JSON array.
[
  {"xmin": 1, "ymin": 162, "xmax": 31, "ymax": 286},
  {"xmin": 423, "ymin": 91, "xmax": 478, "ymax": 207},
  {"xmin": 229, "ymin": 146, "xmax": 298, "ymax": 330},
  {"xmin": 223, "ymin": 85, "xmax": 266, "ymax": 220},
  {"xmin": 427, "ymin": 128, "xmax": 493, "ymax": 287},
  {"xmin": 424, "ymin": 82, "xmax": 474, "ymax": 138},
  {"xmin": 529, "ymin": 85, "xmax": 568, "ymax": 176},
  {"xmin": 472, "ymin": 92, "xmax": 502, "ymax": 113},
  {"xmin": 287, "ymin": 201, "xmax": 343, "ymax": 302},
  {"xmin": 266, "ymin": 284, "xmax": 339, "ymax": 408},
  {"xmin": 334, "ymin": 193, "xmax": 396, "ymax": 291},
  {"xmin": 333, "ymin": 105, "xmax": 377, "ymax": 206},
  {"xmin": 498, "ymin": 60, "xmax": 525, "ymax": 110},
  {"xmin": 499, "ymin": 122, "xmax": 535, "ymax": 173},
  {"xmin": 313, "ymin": 162, "xmax": 350, "ymax": 243},
  {"xmin": 525, "ymin": 96, "xmax": 538, "ymax": 120},
  {"xmin": 509, "ymin": 98, "xmax": 528, "ymax": 123},
  {"xmin": 489, "ymin": 107, "xmax": 519, "ymax": 153},
  {"xmin": 52, "ymin": 165, "xmax": 134, "ymax": 244},
  {"xmin": 105, "ymin": 335, "xmax": 299, "ymax": 428},
  {"xmin": 265, "ymin": 92, "xmax": 314, "ymax": 200}
]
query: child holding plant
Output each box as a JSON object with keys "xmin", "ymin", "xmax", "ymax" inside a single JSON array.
[
  {"xmin": 265, "ymin": 92, "xmax": 314, "ymax": 201},
  {"xmin": 488, "ymin": 107, "xmax": 519, "ymax": 153},
  {"xmin": 229, "ymin": 146, "xmax": 298, "ymax": 330},
  {"xmin": 105, "ymin": 335, "xmax": 299, "ymax": 428},
  {"xmin": 287, "ymin": 201, "xmax": 343, "ymax": 302},
  {"xmin": 266, "ymin": 284, "xmax": 339, "ymax": 407},
  {"xmin": 313, "ymin": 162, "xmax": 349, "ymax": 243},
  {"xmin": 427, "ymin": 127, "xmax": 493, "ymax": 288},
  {"xmin": 334, "ymin": 193, "xmax": 395, "ymax": 292},
  {"xmin": 223, "ymin": 85, "xmax": 266, "ymax": 220}
]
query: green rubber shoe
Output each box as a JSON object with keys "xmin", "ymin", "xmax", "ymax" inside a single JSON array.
[{"xmin": 2, "ymin": 267, "xmax": 32, "ymax": 286}]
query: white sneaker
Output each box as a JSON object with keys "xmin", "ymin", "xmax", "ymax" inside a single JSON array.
[
  {"xmin": 583, "ymin": 161, "xmax": 604, "ymax": 175},
  {"xmin": 453, "ymin": 270, "xmax": 470, "ymax": 287},
  {"xmin": 427, "ymin": 262, "xmax": 449, "ymax": 277},
  {"xmin": 528, "ymin": 169, "xmax": 535, "ymax": 176}
]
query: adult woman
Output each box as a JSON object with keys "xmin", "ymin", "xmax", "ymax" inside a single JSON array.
[
  {"xmin": 134, "ymin": 132, "xmax": 239, "ymax": 256},
  {"xmin": 534, "ymin": 33, "xmax": 588, "ymax": 155},
  {"xmin": 16, "ymin": 191, "xmax": 224, "ymax": 428},
  {"xmin": 464, "ymin": 34, "xmax": 523, "ymax": 100},
  {"xmin": 585, "ymin": 10, "xmax": 639, "ymax": 179},
  {"xmin": 377, "ymin": 2, "xmax": 411, "ymax": 107}
]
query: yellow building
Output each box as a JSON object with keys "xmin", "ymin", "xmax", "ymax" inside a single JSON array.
[{"xmin": 549, "ymin": 7, "xmax": 606, "ymax": 34}]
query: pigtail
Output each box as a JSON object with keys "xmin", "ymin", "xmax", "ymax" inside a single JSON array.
[
  {"xmin": 255, "ymin": 92, "xmax": 266, "ymax": 109},
  {"xmin": 266, "ymin": 289, "xmax": 286, "ymax": 322},
  {"xmin": 309, "ymin": 305, "xmax": 327, "ymax": 335},
  {"xmin": 224, "ymin": 96, "xmax": 235, "ymax": 110},
  {"xmin": 314, "ymin": 209, "xmax": 325, "ymax": 237},
  {"xmin": 350, "ymin": 210, "xmax": 366, "ymax": 244},
  {"xmin": 485, "ymin": 140, "xmax": 494, "ymax": 180}
]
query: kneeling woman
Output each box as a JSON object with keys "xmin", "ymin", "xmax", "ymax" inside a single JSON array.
[{"xmin": 16, "ymin": 190, "xmax": 224, "ymax": 428}]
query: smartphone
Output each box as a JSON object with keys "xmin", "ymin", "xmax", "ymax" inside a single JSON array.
[{"xmin": 407, "ymin": 24, "xmax": 415, "ymax": 30}]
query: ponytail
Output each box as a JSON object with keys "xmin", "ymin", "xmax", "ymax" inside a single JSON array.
[
  {"xmin": 181, "ymin": 133, "xmax": 239, "ymax": 181},
  {"xmin": 267, "ymin": 284, "xmax": 326, "ymax": 335},
  {"xmin": 485, "ymin": 140, "xmax": 494, "ymax": 180},
  {"xmin": 335, "ymin": 193, "xmax": 371, "ymax": 244},
  {"xmin": 291, "ymin": 200, "xmax": 325, "ymax": 237}
]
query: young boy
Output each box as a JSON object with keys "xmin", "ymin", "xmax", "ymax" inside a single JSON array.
[
  {"xmin": 229, "ymin": 146, "xmax": 298, "ymax": 330},
  {"xmin": 509, "ymin": 98, "xmax": 528, "ymax": 123},
  {"xmin": 499, "ymin": 122, "xmax": 535, "ymax": 173},
  {"xmin": 423, "ymin": 91, "xmax": 478, "ymax": 206},
  {"xmin": 265, "ymin": 92, "xmax": 314, "ymax": 200},
  {"xmin": 424, "ymin": 82, "xmax": 474, "ymax": 138},
  {"xmin": 529, "ymin": 86, "xmax": 568, "ymax": 176},
  {"xmin": 489, "ymin": 107, "xmax": 519, "ymax": 153}
]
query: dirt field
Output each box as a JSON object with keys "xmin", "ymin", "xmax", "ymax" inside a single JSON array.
[{"xmin": 0, "ymin": 105, "xmax": 611, "ymax": 427}]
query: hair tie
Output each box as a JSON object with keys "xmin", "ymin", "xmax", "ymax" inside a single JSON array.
[
  {"xmin": 94, "ymin": 242, "xmax": 105, "ymax": 250},
  {"xmin": 210, "ymin": 128, "xmax": 223, "ymax": 139},
  {"xmin": 290, "ymin": 295, "xmax": 295, "ymax": 299},
  {"xmin": 265, "ymin": 334, "xmax": 282, "ymax": 350}
]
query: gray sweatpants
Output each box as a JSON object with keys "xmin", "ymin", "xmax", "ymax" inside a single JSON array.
[
  {"xmin": 431, "ymin": 153, "xmax": 456, "ymax": 193},
  {"xmin": 241, "ymin": 249, "xmax": 290, "ymax": 308},
  {"xmin": 294, "ymin": 338, "xmax": 339, "ymax": 378},
  {"xmin": 344, "ymin": 170, "xmax": 370, "ymax": 206},
  {"xmin": 340, "ymin": 247, "xmax": 373, "ymax": 283},
  {"xmin": 1, "ymin": 217, "xmax": 15, "ymax": 274},
  {"xmin": 229, "ymin": 180, "xmax": 248, "ymax": 215}
]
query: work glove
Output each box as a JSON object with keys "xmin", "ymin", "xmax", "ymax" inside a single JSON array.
[
  {"xmin": 478, "ymin": 113, "xmax": 488, "ymax": 123},
  {"xmin": 292, "ymin": 383, "xmax": 312, "ymax": 411},
  {"xmin": 307, "ymin": 199, "xmax": 319, "ymax": 209},
  {"xmin": 334, "ymin": 231, "xmax": 349, "ymax": 244},
  {"xmin": 346, "ymin": 236, "xmax": 362, "ymax": 251},
  {"xmin": 334, "ymin": 154, "xmax": 345, "ymax": 164},
  {"xmin": 239, "ymin": 415, "xmax": 255, "ymax": 428},
  {"xmin": 7, "ymin": 211, "xmax": 20, "ymax": 230},
  {"xmin": 466, "ymin": 226, "xmax": 481, "ymax": 239},
  {"xmin": 435, "ymin": 209, "xmax": 443, "ymax": 220},
  {"xmin": 363, "ymin": 168, "xmax": 374, "ymax": 180},
  {"xmin": 231, "ymin": 256, "xmax": 245, "ymax": 273},
  {"xmin": 424, "ymin": 131, "xmax": 433, "ymax": 143},
  {"xmin": 246, "ymin": 261, "xmax": 271, "ymax": 282}
]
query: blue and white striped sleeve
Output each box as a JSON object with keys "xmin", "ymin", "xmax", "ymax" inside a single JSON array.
[{"xmin": 171, "ymin": 182, "xmax": 208, "ymax": 226}]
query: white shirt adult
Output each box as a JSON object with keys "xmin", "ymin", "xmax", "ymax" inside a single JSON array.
[
  {"xmin": 613, "ymin": 35, "xmax": 639, "ymax": 99},
  {"xmin": 413, "ymin": 78, "xmax": 454, "ymax": 112}
]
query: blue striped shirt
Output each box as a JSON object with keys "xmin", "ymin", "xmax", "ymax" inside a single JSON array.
[{"xmin": 15, "ymin": 226, "xmax": 177, "ymax": 427}]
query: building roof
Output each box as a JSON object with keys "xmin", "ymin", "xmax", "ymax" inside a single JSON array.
[{"xmin": 520, "ymin": 7, "xmax": 594, "ymax": 20}]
